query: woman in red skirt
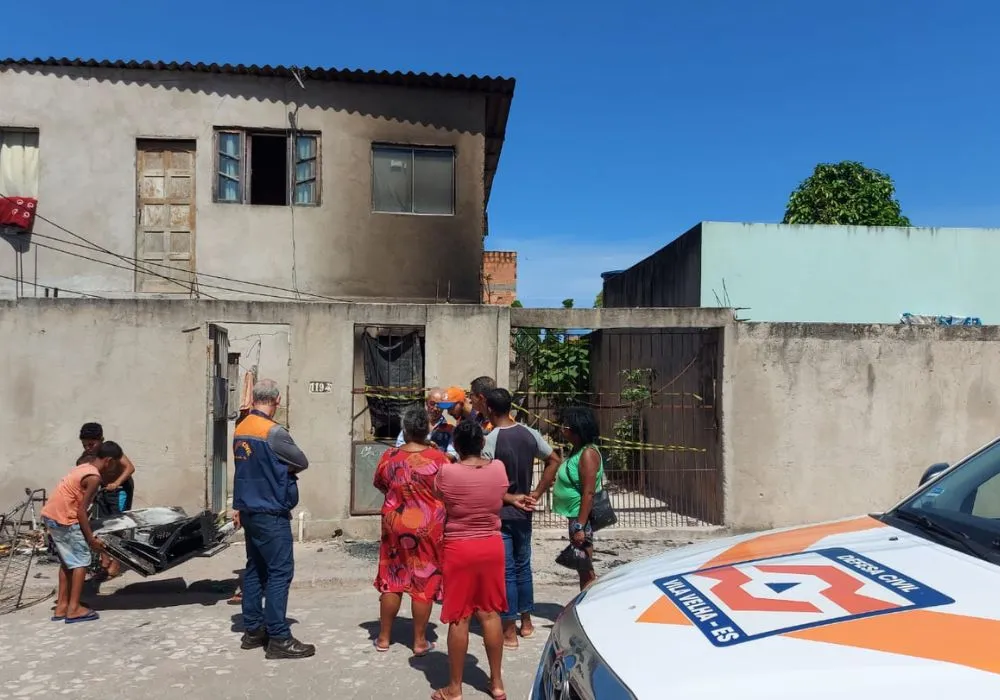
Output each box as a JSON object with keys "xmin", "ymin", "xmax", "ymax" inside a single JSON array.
[{"xmin": 433, "ymin": 420, "xmax": 533, "ymax": 700}]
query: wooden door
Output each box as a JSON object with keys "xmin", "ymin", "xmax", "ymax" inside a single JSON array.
[{"xmin": 136, "ymin": 140, "xmax": 196, "ymax": 292}]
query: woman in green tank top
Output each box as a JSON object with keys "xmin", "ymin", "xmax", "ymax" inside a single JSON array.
[{"xmin": 552, "ymin": 406, "xmax": 604, "ymax": 590}]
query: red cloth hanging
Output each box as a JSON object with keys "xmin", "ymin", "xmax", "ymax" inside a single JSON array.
[{"xmin": 0, "ymin": 196, "xmax": 36, "ymax": 231}]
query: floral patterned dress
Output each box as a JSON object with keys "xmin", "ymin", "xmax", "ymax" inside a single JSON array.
[{"xmin": 373, "ymin": 446, "xmax": 449, "ymax": 602}]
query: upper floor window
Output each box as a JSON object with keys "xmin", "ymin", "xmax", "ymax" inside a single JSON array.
[
  {"xmin": 0, "ymin": 128, "xmax": 40, "ymax": 198},
  {"xmin": 372, "ymin": 145, "xmax": 455, "ymax": 215},
  {"xmin": 215, "ymin": 129, "xmax": 319, "ymax": 206}
]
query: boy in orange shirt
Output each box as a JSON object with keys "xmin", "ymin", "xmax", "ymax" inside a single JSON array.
[{"xmin": 41, "ymin": 442, "xmax": 124, "ymax": 623}]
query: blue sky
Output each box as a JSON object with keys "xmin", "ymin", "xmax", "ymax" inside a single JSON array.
[{"xmin": 8, "ymin": 0, "xmax": 1000, "ymax": 306}]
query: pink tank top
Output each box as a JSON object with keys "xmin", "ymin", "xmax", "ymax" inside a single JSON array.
[{"xmin": 435, "ymin": 459, "xmax": 509, "ymax": 541}]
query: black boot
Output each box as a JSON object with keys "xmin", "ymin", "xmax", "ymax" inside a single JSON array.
[
  {"xmin": 265, "ymin": 636, "xmax": 316, "ymax": 659},
  {"xmin": 240, "ymin": 628, "xmax": 268, "ymax": 650}
]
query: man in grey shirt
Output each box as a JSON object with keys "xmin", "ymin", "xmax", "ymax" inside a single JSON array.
[{"xmin": 482, "ymin": 388, "xmax": 562, "ymax": 648}]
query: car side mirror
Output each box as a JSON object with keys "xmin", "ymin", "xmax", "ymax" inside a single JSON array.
[{"xmin": 920, "ymin": 462, "xmax": 950, "ymax": 486}]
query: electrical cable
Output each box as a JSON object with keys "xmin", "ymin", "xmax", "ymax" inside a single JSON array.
[
  {"xmin": 0, "ymin": 272, "xmax": 104, "ymax": 299},
  {"xmin": 1, "ymin": 192, "xmax": 225, "ymax": 299},
  {"xmin": 24, "ymin": 221, "xmax": 352, "ymax": 303},
  {"xmin": 27, "ymin": 239, "xmax": 220, "ymax": 300},
  {"xmin": 28, "ymin": 239, "xmax": 325, "ymax": 302}
]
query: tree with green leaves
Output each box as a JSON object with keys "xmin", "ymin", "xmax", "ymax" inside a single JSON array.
[{"xmin": 782, "ymin": 161, "xmax": 911, "ymax": 227}]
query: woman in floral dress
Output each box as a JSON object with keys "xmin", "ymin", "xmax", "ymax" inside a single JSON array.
[{"xmin": 373, "ymin": 405, "xmax": 449, "ymax": 656}]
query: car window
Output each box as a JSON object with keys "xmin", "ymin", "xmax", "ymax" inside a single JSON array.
[
  {"xmin": 972, "ymin": 472, "xmax": 1000, "ymax": 518},
  {"xmin": 905, "ymin": 439, "xmax": 1000, "ymax": 528}
]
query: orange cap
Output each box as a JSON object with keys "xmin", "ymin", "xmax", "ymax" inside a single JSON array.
[{"xmin": 438, "ymin": 386, "xmax": 467, "ymax": 409}]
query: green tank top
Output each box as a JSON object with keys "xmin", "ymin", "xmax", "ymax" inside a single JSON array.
[{"xmin": 552, "ymin": 445, "xmax": 604, "ymax": 518}]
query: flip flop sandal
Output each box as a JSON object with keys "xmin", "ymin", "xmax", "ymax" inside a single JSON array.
[
  {"xmin": 519, "ymin": 628, "xmax": 535, "ymax": 639},
  {"xmin": 411, "ymin": 642, "xmax": 436, "ymax": 657},
  {"xmin": 50, "ymin": 616, "xmax": 65, "ymax": 622},
  {"xmin": 65, "ymin": 611, "xmax": 100, "ymax": 624},
  {"xmin": 431, "ymin": 689, "xmax": 461, "ymax": 700},
  {"xmin": 373, "ymin": 641, "xmax": 390, "ymax": 652},
  {"xmin": 488, "ymin": 679, "xmax": 507, "ymax": 700}
]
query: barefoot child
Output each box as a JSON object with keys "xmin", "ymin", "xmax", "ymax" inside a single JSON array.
[{"xmin": 41, "ymin": 442, "xmax": 124, "ymax": 623}]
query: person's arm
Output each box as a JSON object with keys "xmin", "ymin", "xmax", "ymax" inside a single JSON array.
[
  {"xmin": 77, "ymin": 476, "xmax": 104, "ymax": 550},
  {"xmin": 268, "ymin": 425, "xmax": 309, "ymax": 473},
  {"xmin": 571, "ymin": 448, "xmax": 600, "ymax": 546},
  {"xmin": 529, "ymin": 428, "xmax": 561, "ymax": 500},
  {"xmin": 107, "ymin": 453, "xmax": 136, "ymax": 491},
  {"xmin": 373, "ymin": 454, "xmax": 390, "ymax": 494},
  {"xmin": 503, "ymin": 492, "xmax": 534, "ymax": 512},
  {"xmin": 446, "ymin": 441, "xmax": 458, "ymax": 461}
]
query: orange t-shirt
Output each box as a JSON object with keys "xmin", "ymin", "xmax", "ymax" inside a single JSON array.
[{"xmin": 41, "ymin": 464, "xmax": 100, "ymax": 526}]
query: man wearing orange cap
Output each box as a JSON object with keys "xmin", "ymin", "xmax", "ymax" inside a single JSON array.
[{"xmin": 438, "ymin": 386, "xmax": 472, "ymax": 424}]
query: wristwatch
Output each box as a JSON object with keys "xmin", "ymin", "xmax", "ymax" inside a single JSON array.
[{"xmin": 569, "ymin": 520, "xmax": 585, "ymax": 534}]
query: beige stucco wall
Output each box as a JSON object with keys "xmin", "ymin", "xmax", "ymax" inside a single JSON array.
[
  {"xmin": 0, "ymin": 299, "xmax": 509, "ymax": 538},
  {"xmin": 9, "ymin": 298, "xmax": 1000, "ymax": 537},
  {"xmin": 725, "ymin": 322, "xmax": 1000, "ymax": 530},
  {"xmin": 0, "ymin": 65, "xmax": 487, "ymax": 302}
]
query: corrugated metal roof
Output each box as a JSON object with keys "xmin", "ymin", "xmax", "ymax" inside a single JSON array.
[
  {"xmin": 1, "ymin": 57, "xmax": 516, "ymax": 206},
  {"xmin": 0, "ymin": 57, "xmax": 515, "ymax": 92}
]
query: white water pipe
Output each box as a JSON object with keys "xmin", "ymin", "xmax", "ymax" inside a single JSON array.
[{"xmin": 297, "ymin": 511, "xmax": 306, "ymax": 543}]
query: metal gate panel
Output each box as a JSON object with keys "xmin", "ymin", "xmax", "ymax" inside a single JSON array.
[{"xmin": 208, "ymin": 324, "xmax": 229, "ymax": 515}]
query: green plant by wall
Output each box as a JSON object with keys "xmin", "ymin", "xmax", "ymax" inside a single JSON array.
[
  {"xmin": 512, "ymin": 297, "xmax": 590, "ymax": 406},
  {"xmin": 608, "ymin": 368, "xmax": 653, "ymax": 471}
]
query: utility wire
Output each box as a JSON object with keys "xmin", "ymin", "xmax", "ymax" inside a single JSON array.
[
  {"xmin": 7, "ymin": 196, "xmax": 353, "ymax": 302},
  {"xmin": 1, "ymin": 192, "xmax": 224, "ymax": 299},
  {"xmin": 29, "ymin": 239, "xmax": 327, "ymax": 302},
  {"xmin": 29, "ymin": 230, "xmax": 344, "ymax": 302},
  {"xmin": 0, "ymin": 272, "xmax": 105, "ymax": 299}
]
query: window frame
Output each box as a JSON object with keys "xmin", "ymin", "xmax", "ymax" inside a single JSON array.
[
  {"xmin": 370, "ymin": 143, "xmax": 456, "ymax": 216},
  {"xmin": 0, "ymin": 126, "xmax": 41, "ymax": 198},
  {"xmin": 212, "ymin": 128, "xmax": 321, "ymax": 207}
]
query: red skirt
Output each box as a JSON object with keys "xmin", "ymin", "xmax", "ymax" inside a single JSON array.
[{"xmin": 440, "ymin": 535, "xmax": 507, "ymax": 623}]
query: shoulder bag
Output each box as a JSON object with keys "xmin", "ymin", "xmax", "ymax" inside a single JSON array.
[{"xmin": 570, "ymin": 448, "xmax": 617, "ymax": 532}]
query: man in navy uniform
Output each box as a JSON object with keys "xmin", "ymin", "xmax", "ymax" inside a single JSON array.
[{"xmin": 232, "ymin": 378, "xmax": 315, "ymax": 659}]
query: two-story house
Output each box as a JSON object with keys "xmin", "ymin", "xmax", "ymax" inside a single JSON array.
[{"xmin": 0, "ymin": 58, "xmax": 515, "ymax": 303}]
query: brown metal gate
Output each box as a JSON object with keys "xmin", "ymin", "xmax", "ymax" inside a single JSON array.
[
  {"xmin": 589, "ymin": 328, "xmax": 722, "ymax": 526},
  {"xmin": 517, "ymin": 327, "xmax": 722, "ymax": 528}
]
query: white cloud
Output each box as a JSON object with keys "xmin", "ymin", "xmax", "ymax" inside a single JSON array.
[{"xmin": 489, "ymin": 235, "xmax": 661, "ymax": 308}]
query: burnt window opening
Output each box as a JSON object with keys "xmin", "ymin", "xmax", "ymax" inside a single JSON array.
[
  {"xmin": 215, "ymin": 129, "xmax": 319, "ymax": 206},
  {"xmin": 249, "ymin": 133, "xmax": 288, "ymax": 205},
  {"xmin": 359, "ymin": 326, "xmax": 426, "ymax": 440}
]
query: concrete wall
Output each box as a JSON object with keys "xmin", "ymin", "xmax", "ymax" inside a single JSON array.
[
  {"xmin": 700, "ymin": 222, "xmax": 1000, "ymax": 323},
  {"xmin": 0, "ymin": 65, "xmax": 488, "ymax": 303},
  {"xmin": 0, "ymin": 299, "xmax": 509, "ymax": 538},
  {"xmin": 8, "ymin": 297, "xmax": 1000, "ymax": 537},
  {"xmin": 725, "ymin": 322, "xmax": 1000, "ymax": 530}
]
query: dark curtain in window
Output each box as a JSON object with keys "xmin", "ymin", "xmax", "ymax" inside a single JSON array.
[{"xmin": 363, "ymin": 331, "xmax": 425, "ymax": 439}]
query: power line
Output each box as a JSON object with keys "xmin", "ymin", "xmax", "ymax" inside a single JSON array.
[
  {"xmin": 8, "ymin": 197, "xmax": 353, "ymax": 302},
  {"xmin": 0, "ymin": 272, "xmax": 105, "ymax": 299},
  {"xmin": 29, "ymin": 230, "xmax": 343, "ymax": 302},
  {"xmin": 1, "ymin": 192, "xmax": 227, "ymax": 299},
  {"xmin": 29, "ymin": 239, "xmax": 221, "ymax": 300},
  {"xmin": 29, "ymin": 239, "xmax": 326, "ymax": 302}
]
